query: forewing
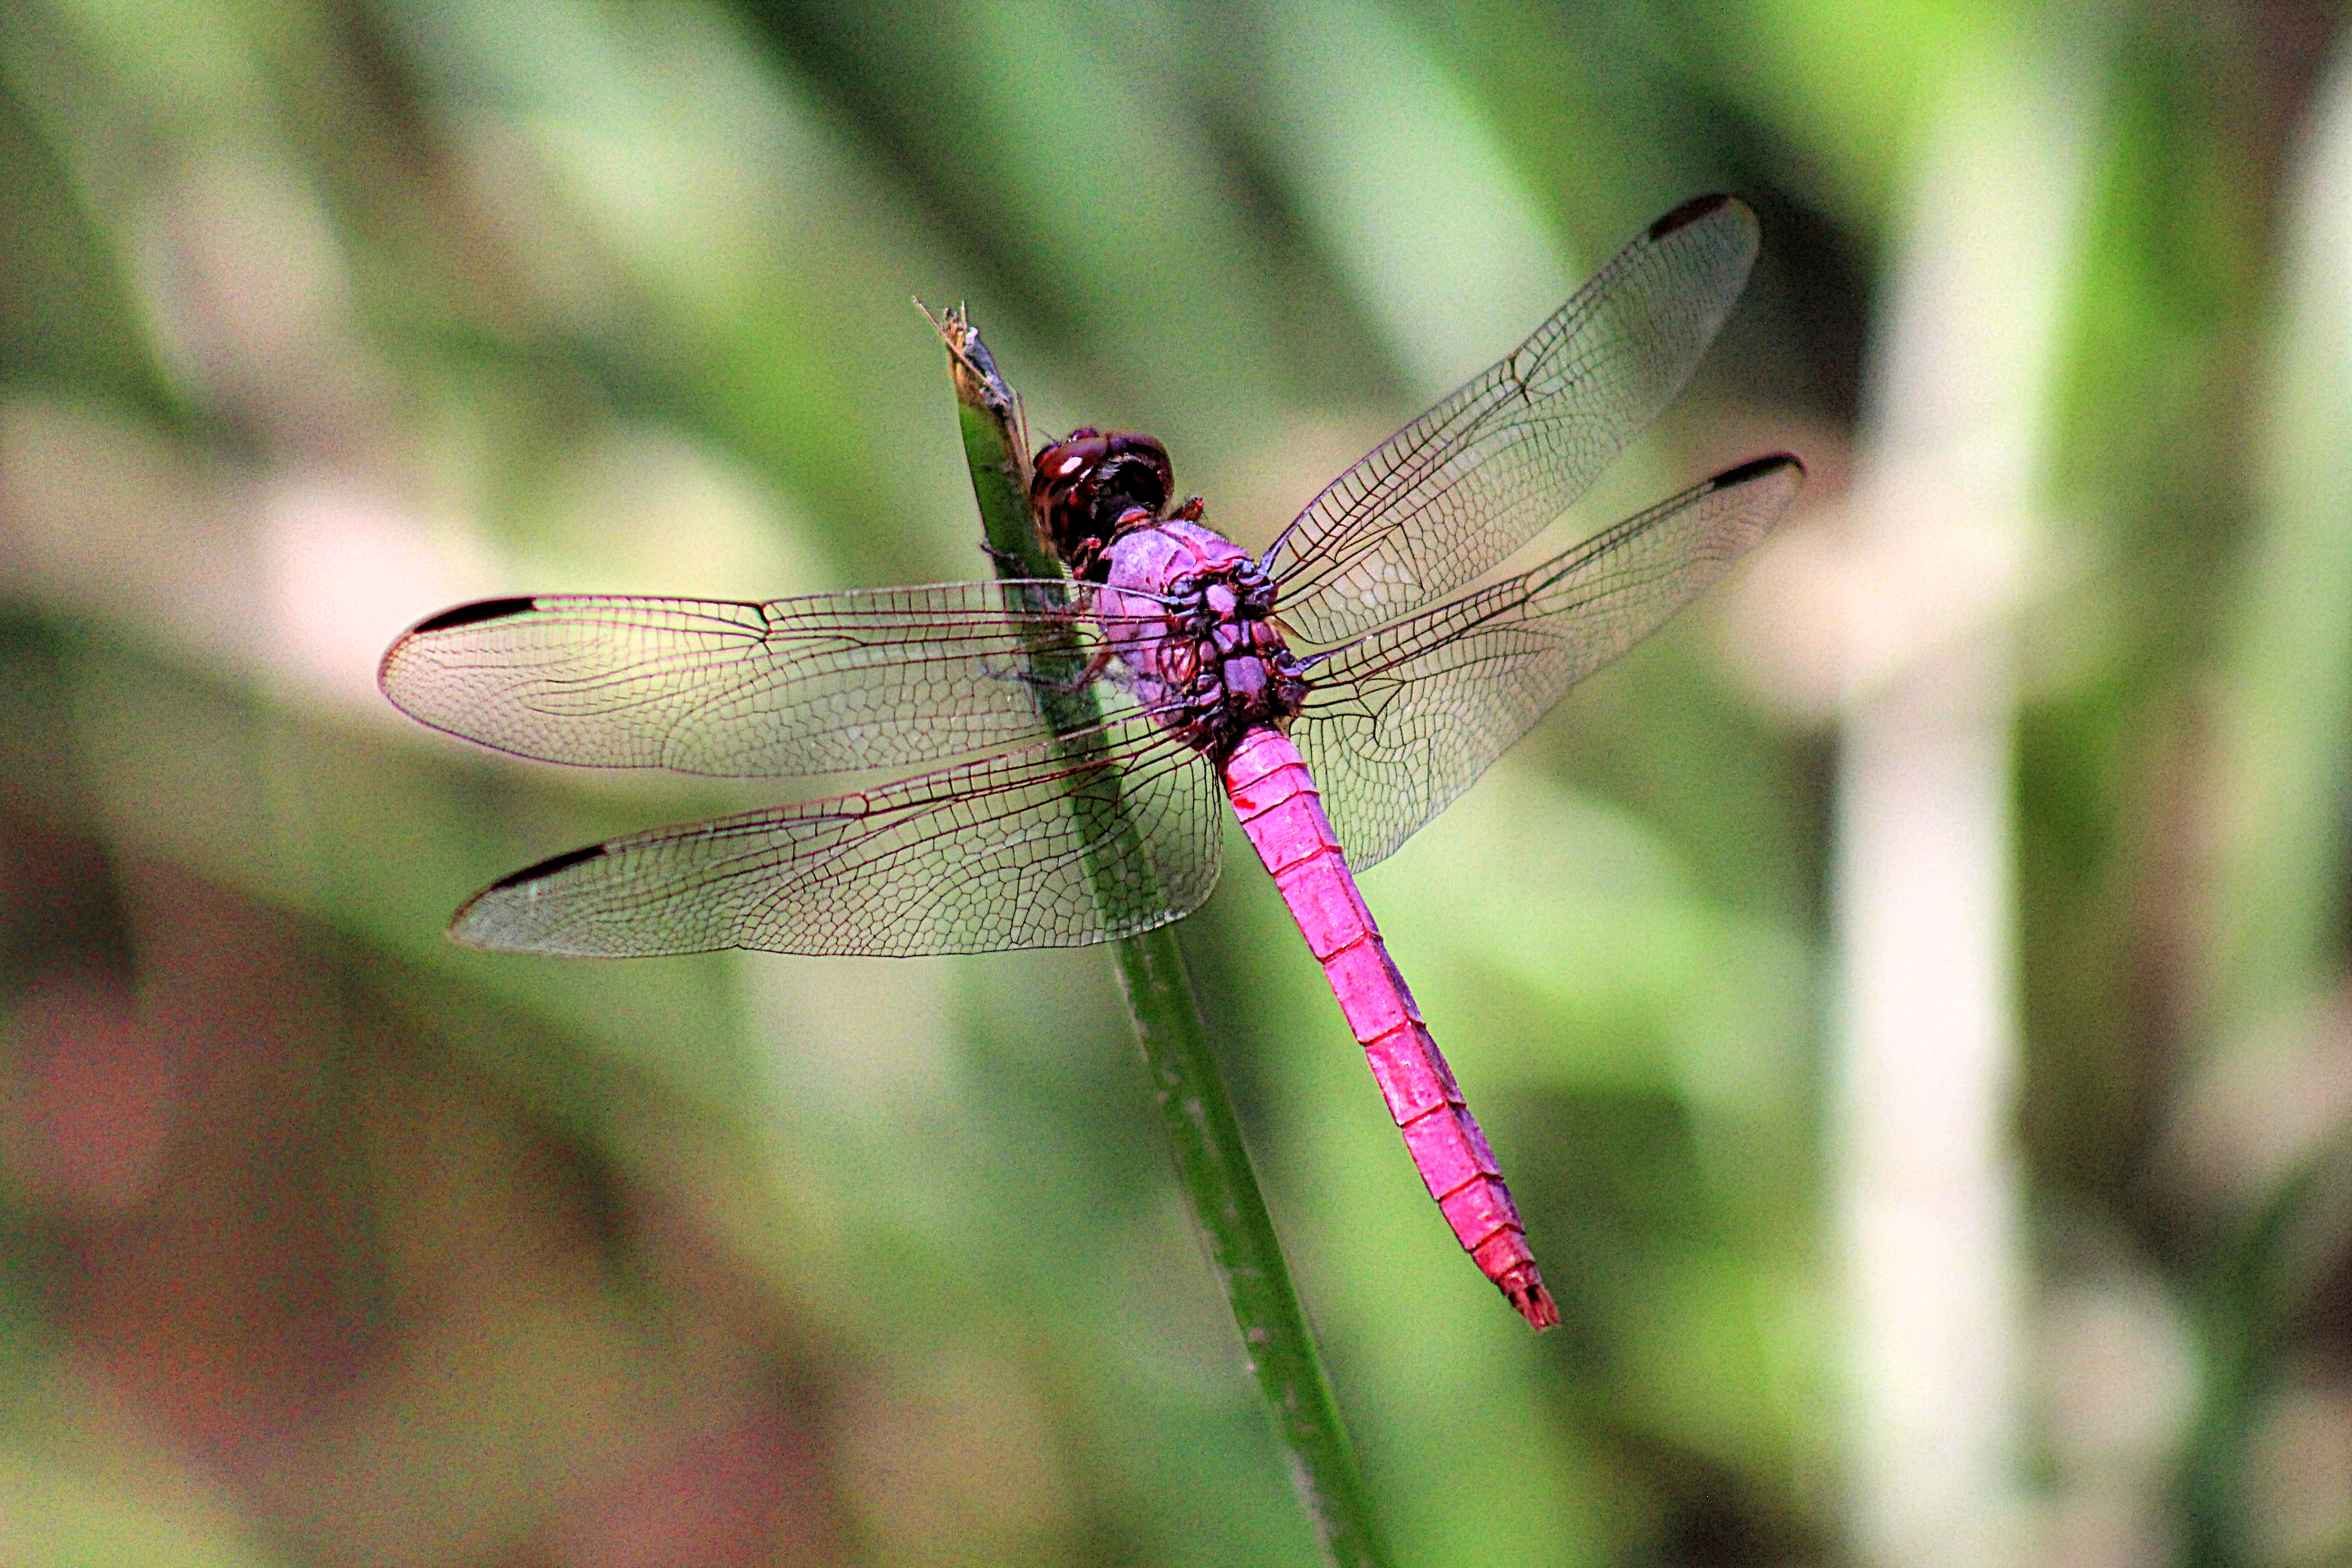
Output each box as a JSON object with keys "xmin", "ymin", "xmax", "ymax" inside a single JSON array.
[
  {"xmin": 1294, "ymin": 455, "xmax": 1803, "ymax": 867},
  {"xmin": 379, "ymin": 580, "xmax": 1138, "ymax": 778},
  {"xmin": 1268, "ymin": 196, "xmax": 1759, "ymax": 645},
  {"xmin": 448, "ymin": 714, "xmax": 1224, "ymax": 957}
]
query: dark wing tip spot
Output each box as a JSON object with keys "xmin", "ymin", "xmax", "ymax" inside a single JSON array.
[
  {"xmin": 489, "ymin": 842, "xmax": 608, "ymax": 890},
  {"xmin": 1648, "ymin": 192, "xmax": 1735, "ymax": 240},
  {"xmin": 412, "ymin": 597, "xmax": 538, "ymax": 635},
  {"xmin": 1712, "ymin": 451, "xmax": 1805, "ymax": 489}
]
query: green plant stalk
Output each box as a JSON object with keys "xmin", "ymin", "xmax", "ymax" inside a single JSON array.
[
  {"xmin": 2180, "ymin": 1137, "xmax": 2352, "ymax": 1568},
  {"xmin": 934, "ymin": 310, "xmax": 1393, "ymax": 1568}
]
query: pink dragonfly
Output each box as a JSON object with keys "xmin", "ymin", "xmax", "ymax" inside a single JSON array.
[{"xmin": 380, "ymin": 195, "xmax": 1803, "ymax": 1329}]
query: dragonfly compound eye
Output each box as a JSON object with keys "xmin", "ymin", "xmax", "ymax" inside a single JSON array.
[{"xmin": 1032, "ymin": 430, "xmax": 1175, "ymax": 573}]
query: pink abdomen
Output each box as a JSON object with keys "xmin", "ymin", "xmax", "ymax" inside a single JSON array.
[{"xmin": 1221, "ymin": 727, "xmax": 1559, "ymax": 1330}]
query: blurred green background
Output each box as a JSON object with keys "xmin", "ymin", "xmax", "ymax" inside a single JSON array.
[{"xmin": 5, "ymin": 0, "xmax": 2352, "ymax": 1564}]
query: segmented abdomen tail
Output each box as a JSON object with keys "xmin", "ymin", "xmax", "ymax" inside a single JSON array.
[{"xmin": 1221, "ymin": 728, "xmax": 1559, "ymax": 1330}]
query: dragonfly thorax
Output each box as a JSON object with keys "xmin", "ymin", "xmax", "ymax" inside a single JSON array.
[{"xmin": 1100, "ymin": 517, "xmax": 1308, "ymax": 758}]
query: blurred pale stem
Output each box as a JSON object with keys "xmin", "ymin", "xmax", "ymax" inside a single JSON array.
[
  {"xmin": 2205, "ymin": 39, "xmax": 2352, "ymax": 1117},
  {"xmin": 934, "ymin": 310, "xmax": 1395, "ymax": 1568},
  {"xmin": 1833, "ymin": 28, "xmax": 2101, "ymax": 1568},
  {"xmin": 2184, "ymin": 39, "xmax": 2352, "ymax": 1568}
]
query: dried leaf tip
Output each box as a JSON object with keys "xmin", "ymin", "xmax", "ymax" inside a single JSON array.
[{"xmin": 923, "ymin": 301, "xmax": 1012, "ymax": 413}]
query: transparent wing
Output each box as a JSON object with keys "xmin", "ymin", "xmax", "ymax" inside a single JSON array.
[
  {"xmin": 1294, "ymin": 455, "xmax": 1803, "ymax": 867},
  {"xmin": 378, "ymin": 580, "xmax": 1150, "ymax": 778},
  {"xmin": 1267, "ymin": 196, "xmax": 1760, "ymax": 645},
  {"xmin": 449, "ymin": 713, "xmax": 1224, "ymax": 957}
]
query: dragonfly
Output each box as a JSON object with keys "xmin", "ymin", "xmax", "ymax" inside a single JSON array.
[{"xmin": 380, "ymin": 194, "xmax": 1803, "ymax": 1329}]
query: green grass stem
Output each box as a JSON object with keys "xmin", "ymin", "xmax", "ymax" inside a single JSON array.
[{"xmin": 932, "ymin": 309, "xmax": 1395, "ymax": 1568}]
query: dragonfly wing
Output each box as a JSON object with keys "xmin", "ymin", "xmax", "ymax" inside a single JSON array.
[
  {"xmin": 379, "ymin": 580, "xmax": 1137, "ymax": 778},
  {"xmin": 1293, "ymin": 455, "xmax": 1803, "ymax": 867},
  {"xmin": 449, "ymin": 714, "xmax": 1224, "ymax": 957},
  {"xmin": 1269, "ymin": 196, "xmax": 1759, "ymax": 646}
]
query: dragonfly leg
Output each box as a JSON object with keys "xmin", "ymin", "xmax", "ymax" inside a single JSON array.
[
  {"xmin": 1015, "ymin": 646, "xmax": 1118, "ymax": 696},
  {"xmin": 980, "ymin": 539, "xmax": 1033, "ymax": 573}
]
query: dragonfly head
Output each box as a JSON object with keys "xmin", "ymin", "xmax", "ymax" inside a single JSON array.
[{"xmin": 1031, "ymin": 428, "xmax": 1174, "ymax": 579}]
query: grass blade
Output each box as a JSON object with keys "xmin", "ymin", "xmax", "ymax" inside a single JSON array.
[{"xmin": 933, "ymin": 308, "xmax": 1395, "ymax": 1568}]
